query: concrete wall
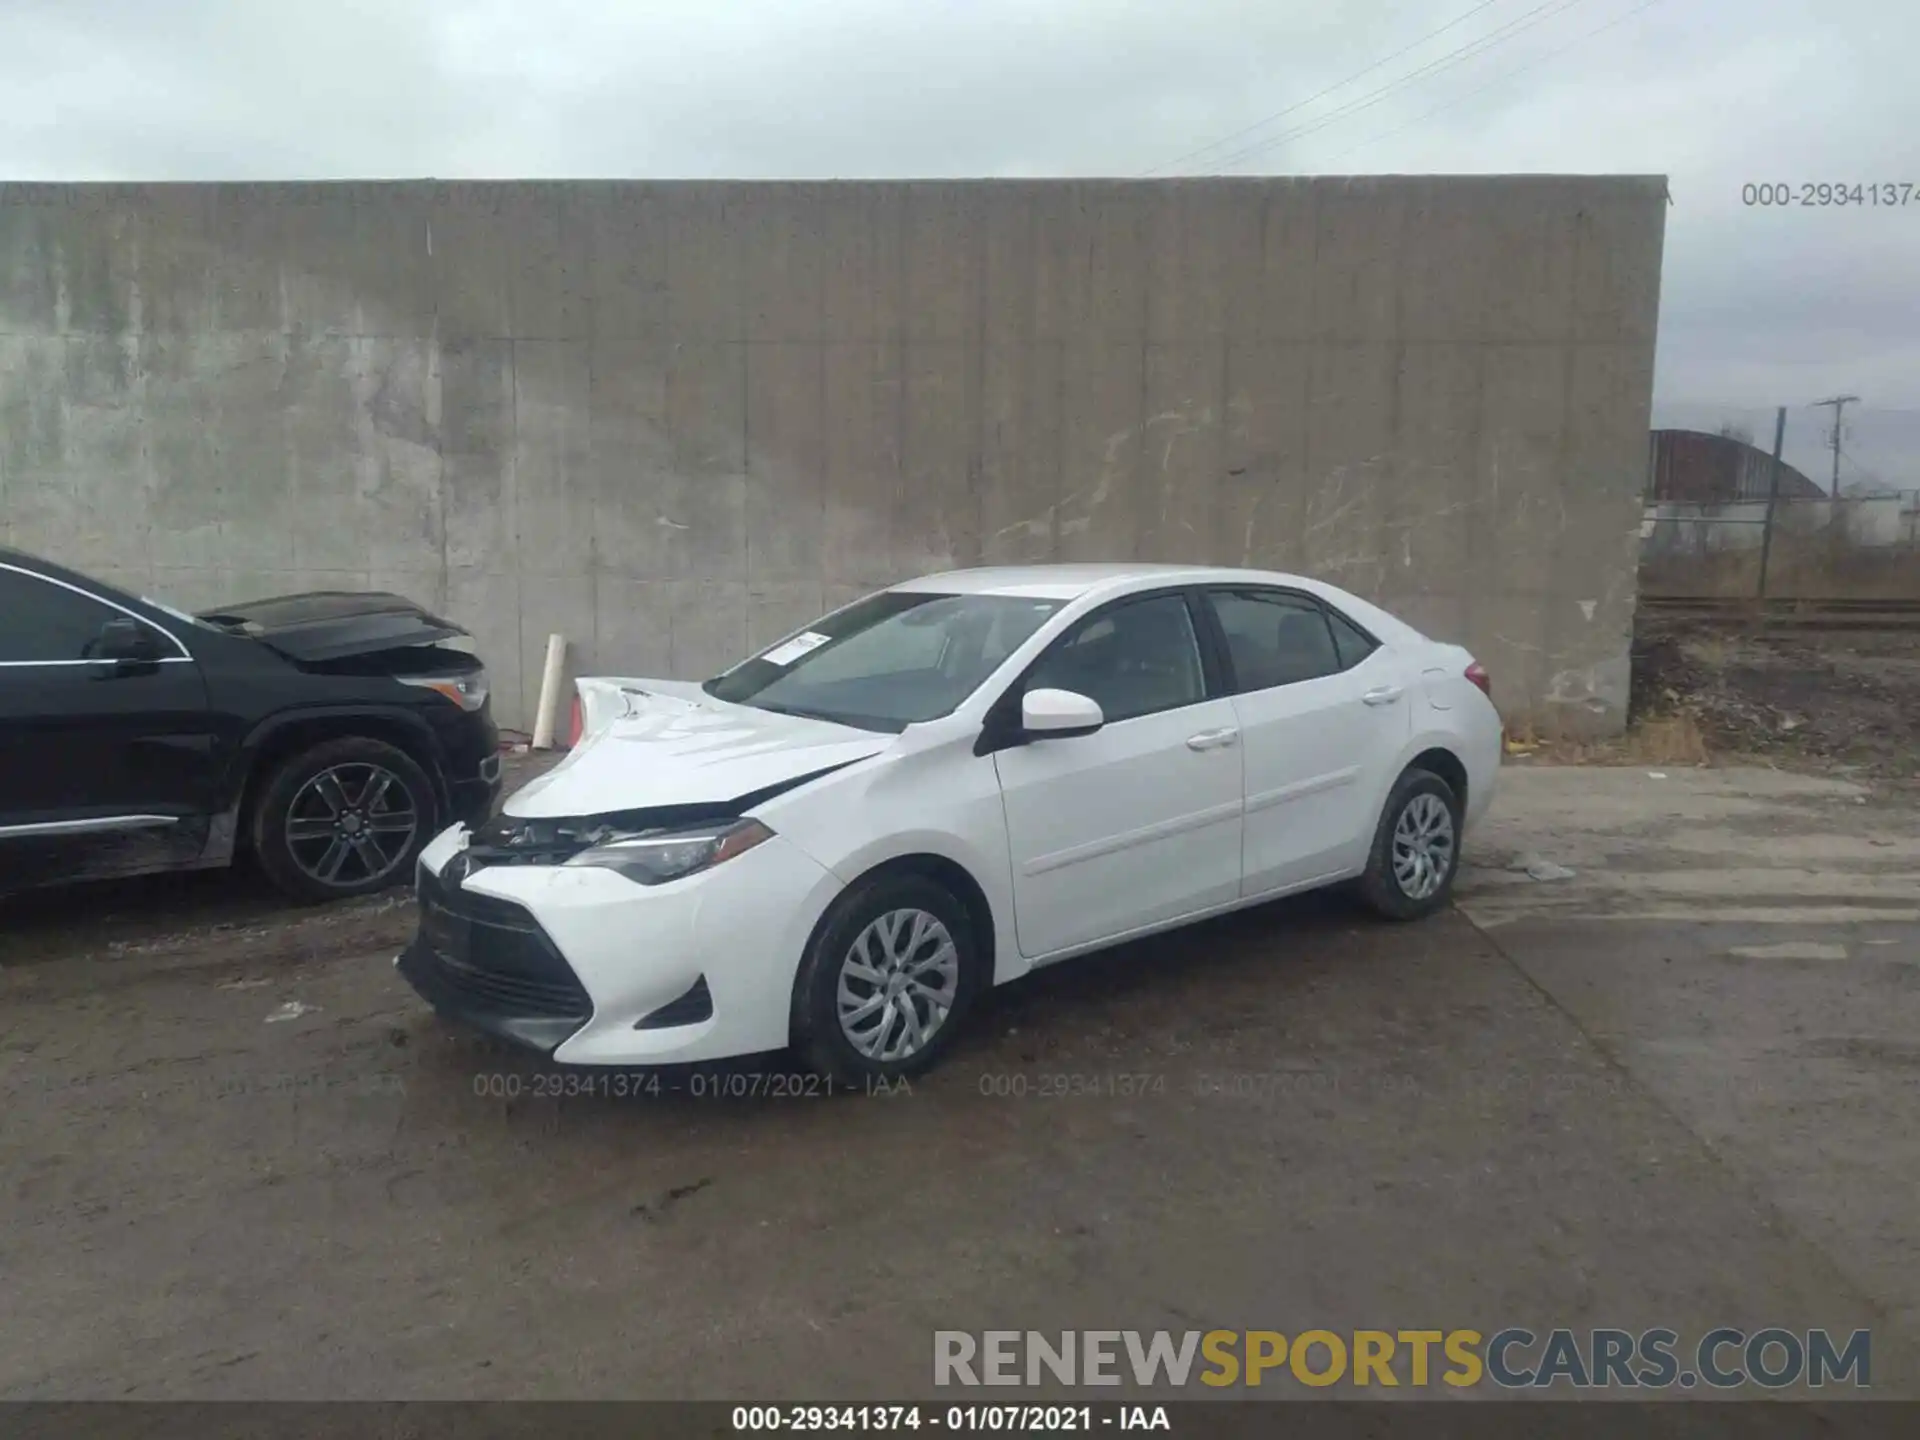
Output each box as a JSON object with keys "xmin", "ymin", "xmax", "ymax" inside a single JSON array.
[{"xmin": 0, "ymin": 178, "xmax": 1665, "ymax": 734}]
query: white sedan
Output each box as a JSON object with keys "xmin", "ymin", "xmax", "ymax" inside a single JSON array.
[{"xmin": 399, "ymin": 564, "xmax": 1501, "ymax": 1081}]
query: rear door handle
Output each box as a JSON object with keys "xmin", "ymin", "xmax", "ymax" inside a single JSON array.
[
  {"xmin": 1362, "ymin": 685, "xmax": 1404, "ymax": 706},
  {"xmin": 1186, "ymin": 727, "xmax": 1240, "ymax": 751}
]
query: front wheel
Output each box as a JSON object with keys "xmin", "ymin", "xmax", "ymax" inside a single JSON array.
[
  {"xmin": 251, "ymin": 737, "xmax": 438, "ymax": 902},
  {"xmin": 1355, "ymin": 768, "xmax": 1462, "ymax": 921},
  {"xmin": 790, "ymin": 873, "xmax": 985, "ymax": 1084}
]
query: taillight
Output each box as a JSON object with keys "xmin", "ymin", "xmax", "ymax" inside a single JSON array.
[
  {"xmin": 1465, "ymin": 660, "xmax": 1492, "ymax": 698},
  {"xmin": 566, "ymin": 693, "xmax": 584, "ymax": 748}
]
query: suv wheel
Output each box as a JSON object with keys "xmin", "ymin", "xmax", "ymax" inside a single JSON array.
[{"xmin": 252, "ymin": 737, "xmax": 437, "ymax": 902}]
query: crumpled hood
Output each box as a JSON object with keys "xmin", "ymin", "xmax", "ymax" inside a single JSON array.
[
  {"xmin": 504, "ymin": 679, "xmax": 892, "ymax": 819},
  {"xmin": 197, "ymin": 591, "xmax": 466, "ymax": 662}
]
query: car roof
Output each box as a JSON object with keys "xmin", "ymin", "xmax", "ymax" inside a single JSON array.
[
  {"xmin": 890, "ymin": 563, "xmax": 1430, "ymax": 645},
  {"xmin": 892, "ymin": 563, "xmax": 1323, "ymax": 601},
  {"xmin": 1, "ymin": 545, "xmax": 99, "ymax": 591}
]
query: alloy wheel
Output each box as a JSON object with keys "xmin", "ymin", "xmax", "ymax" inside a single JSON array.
[
  {"xmin": 835, "ymin": 907, "xmax": 961, "ymax": 1062},
  {"xmin": 1391, "ymin": 792, "xmax": 1455, "ymax": 901},
  {"xmin": 284, "ymin": 762, "xmax": 420, "ymax": 889}
]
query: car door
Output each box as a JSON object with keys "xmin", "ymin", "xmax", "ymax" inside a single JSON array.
[
  {"xmin": 990, "ymin": 590, "xmax": 1245, "ymax": 959},
  {"xmin": 0, "ymin": 561, "xmax": 215, "ymax": 865},
  {"xmin": 1200, "ymin": 588, "xmax": 1412, "ymax": 897}
]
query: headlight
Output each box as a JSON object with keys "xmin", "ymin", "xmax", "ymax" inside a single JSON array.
[
  {"xmin": 563, "ymin": 818, "xmax": 773, "ymax": 885},
  {"xmin": 400, "ymin": 670, "xmax": 489, "ymax": 711}
]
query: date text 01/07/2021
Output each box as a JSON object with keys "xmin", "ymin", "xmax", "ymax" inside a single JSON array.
[
  {"xmin": 1742, "ymin": 181, "xmax": 1918, "ymax": 206},
  {"xmin": 731, "ymin": 1404, "xmax": 1171, "ymax": 1432}
]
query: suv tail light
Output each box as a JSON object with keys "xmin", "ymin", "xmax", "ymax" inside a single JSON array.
[
  {"xmin": 566, "ymin": 693, "xmax": 584, "ymax": 748},
  {"xmin": 1465, "ymin": 660, "xmax": 1492, "ymax": 698}
]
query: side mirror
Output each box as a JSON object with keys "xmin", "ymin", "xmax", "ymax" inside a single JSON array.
[
  {"xmin": 1021, "ymin": 687, "xmax": 1104, "ymax": 739},
  {"xmin": 88, "ymin": 616, "xmax": 164, "ymax": 664}
]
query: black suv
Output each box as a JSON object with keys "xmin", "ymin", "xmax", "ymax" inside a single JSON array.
[{"xmin": 0, "ymin": 547, "xmax": 500, "ymax": 902}]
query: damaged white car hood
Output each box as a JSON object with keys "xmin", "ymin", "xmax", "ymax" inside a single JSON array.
[{"xmin": 503, "ymin": 678, "xmax": 893, "ymax": 819}]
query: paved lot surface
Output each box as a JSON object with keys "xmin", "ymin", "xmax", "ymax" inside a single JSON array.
[{"xmin": 2, "ymin": 760, "xmax": 1915, "ymax": 1402}]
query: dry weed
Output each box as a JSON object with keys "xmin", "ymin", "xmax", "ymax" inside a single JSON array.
[{"xmin": 1504, "ymin": 709, "xmax": 1710, "ymax": 768}]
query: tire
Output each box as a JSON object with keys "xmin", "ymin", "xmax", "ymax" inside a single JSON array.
[
  {"xmin": 1355, "ymin": 767, "xmax": 1463, "ymax": 921},
  {"xmin": 790, "ymin": 872, "xmax": 985, "ymax": 1084},
  {"xmin": 251, "ymin": 737, "xmax": 439, "ymax": 903}
]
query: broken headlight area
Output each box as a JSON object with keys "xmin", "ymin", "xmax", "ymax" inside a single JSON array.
[
  {"xmin": 462, "ymin": 810, "xmax": 772, "ymax": 884},
  {"xmin": 562, "ymin": 818, "xmax": 774, "ymax": 886},
  {"xmin": 462, "ymin": 814, "xmax": 609, "ymax": 866}
]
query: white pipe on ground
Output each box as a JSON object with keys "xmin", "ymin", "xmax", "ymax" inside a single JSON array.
[{"xmin": 529, "ymin": 633, "xmax": 568, "ymax": 750}]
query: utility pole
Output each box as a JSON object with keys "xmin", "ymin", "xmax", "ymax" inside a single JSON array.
[
  {"xmin": 1756, "ymin": 406, "xmax": 1787, "ymax": 599},
  {"xmin": 1812, "ymin": 394, "xmax": 1859, "ymax": 494}
]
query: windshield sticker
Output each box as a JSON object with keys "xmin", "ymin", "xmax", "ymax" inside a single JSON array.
[{"xmin": 759, "ymin": 631, "xmax": 832, "ymax": 666}]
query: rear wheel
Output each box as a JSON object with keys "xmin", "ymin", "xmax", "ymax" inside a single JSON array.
[
  {"xmin": 790, "ymin": 873, "xmax": 984, "ymax": 1084},
  {"xmin": 1356, "ymin": 767, "xmax": 1462, "ymax": 921},
  {"xmin": 252, "ymin": 737, "xmax": 437, "ymax": 902}
]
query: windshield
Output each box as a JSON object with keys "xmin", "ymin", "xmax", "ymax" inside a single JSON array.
[{"xmin": 703, "ymin": 591, "xmax": 1063, "ymax": 733}]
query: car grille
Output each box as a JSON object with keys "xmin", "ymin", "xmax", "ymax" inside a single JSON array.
[{"xmin": 413, "ymin": 864, "xmax": 591, "ymax": 1020}]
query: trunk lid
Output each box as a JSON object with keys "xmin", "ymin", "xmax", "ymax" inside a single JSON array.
[{"xmin": 198, "ymin": 592, "xmax": 468, "ymax": 662}]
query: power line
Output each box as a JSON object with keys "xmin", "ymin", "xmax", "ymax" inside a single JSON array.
[
  {"xmin": 1198, "ymin": 2, "xmax": 1592, "ymax": 174},
  {"xmin": 1138, "ymin": 0, "xmax": 1508, "ymax": 176},
  {"xmin": 1315, "ymin": 0, "xmax": 1668, "ymax": 166},
  {"xmin": 1836, "ymin": 445, "xmax": 1885, "ymax": 491},
  {"xmin": 1202, "ymin": 0, "xmax": 1601, "ymax": 172}
]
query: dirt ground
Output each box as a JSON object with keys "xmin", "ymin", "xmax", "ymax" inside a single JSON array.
[
  {"xmin": 1629, "ymin": 618, "xmax": 1920, "ymax": 782},
  {"xmin": 4, "ymin": 733, "xmax": 1918, "ymax": 1403}
]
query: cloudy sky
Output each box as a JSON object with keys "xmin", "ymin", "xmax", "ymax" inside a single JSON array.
[{"xmin": 2, "ymin": 0, "xmax": 1912, "ymax": 478}]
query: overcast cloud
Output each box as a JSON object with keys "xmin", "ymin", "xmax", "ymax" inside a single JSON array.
[{"xmin": 2, "ymin": 0, "xmax": 1912, "ymax": 439}]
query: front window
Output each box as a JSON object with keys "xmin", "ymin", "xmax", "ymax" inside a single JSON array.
[
  {"xmin": 0, "ymin": 566, "xmax": 121, "ymax": 662},
  {"xmin": 1025, "ymin": 594, "xmax": 1207, "ymax": 722},
  {"xmin": 704, "ymin": 591, "xmax": 1064, "ymax": 732}
]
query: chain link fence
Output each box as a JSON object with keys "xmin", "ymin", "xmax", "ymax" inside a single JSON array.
[{"xmin": 1641, "ymin": 404, "xmax": 1920, "ymax": 599}]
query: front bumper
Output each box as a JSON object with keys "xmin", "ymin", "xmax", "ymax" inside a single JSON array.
[
  {"xmin": 397, "ymin": 860, "xmax": 591, "ymax": 1053},
  {"xmin": 396, "ymin": 822, "xmax": 845, "ymax": 1065}
]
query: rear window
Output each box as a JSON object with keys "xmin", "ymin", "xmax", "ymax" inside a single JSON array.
[
  {"xmin": 1207, "ymin": 590, "xmax": 1341, "ymax": 690},
  {"xmin": 1326, "ymin": 608, "xmax": 1379, "ymax": 669}
]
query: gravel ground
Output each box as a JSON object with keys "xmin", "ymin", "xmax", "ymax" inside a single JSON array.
[{"xmin": 1631, "ymin": 619, "xmax": 1920, "ymax": 782}]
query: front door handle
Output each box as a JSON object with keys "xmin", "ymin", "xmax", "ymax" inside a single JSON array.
[
  {"xmin": 1362, "ymin": 685, "xmax": 1404, "ymax": 706},
  {"xmin": 1186, "ymin": 727, "xmax": 1240, "ymax": 751}
]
